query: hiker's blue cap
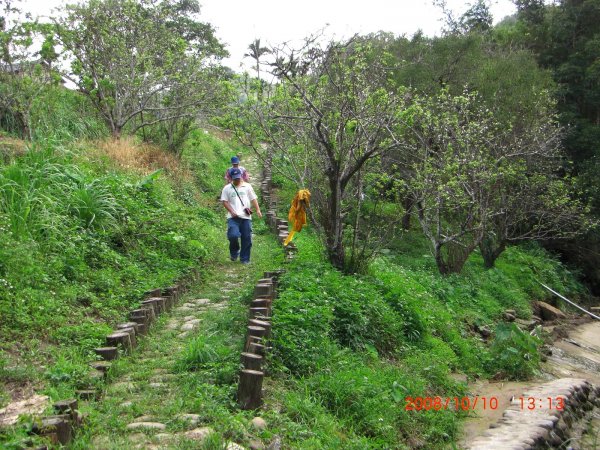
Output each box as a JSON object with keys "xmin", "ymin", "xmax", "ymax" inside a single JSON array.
[
  {"xmin": 229, "ymin": 167, "xmax": 242, "ymax": 179},
  {"xmin": 231, "ymin": 156, "xmax": 240, "ymax": 164}
]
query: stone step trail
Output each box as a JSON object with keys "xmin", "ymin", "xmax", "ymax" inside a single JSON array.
[{"xmin": 82, "ymin": 148, "xmax": 275, "ymax": 449}]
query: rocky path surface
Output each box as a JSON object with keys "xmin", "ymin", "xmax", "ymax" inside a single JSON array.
[{"xmin": 86, "ymin": 261, "xmax": 260, "ymax": 449}]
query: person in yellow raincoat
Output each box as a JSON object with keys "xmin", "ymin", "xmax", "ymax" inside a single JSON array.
[{"xmin": 284, "ymin": 189, "xmax": 311, "ymax": 246}]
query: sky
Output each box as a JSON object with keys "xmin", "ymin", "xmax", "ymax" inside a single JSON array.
[{"xmin": 20, "ymin": 0, "xmax": 517, "ymax": 71}]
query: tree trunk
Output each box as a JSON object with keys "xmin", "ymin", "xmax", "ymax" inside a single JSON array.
[
  {"xmin": 111, "ymin": 126, "xmax": 122, "ymax": 140},
  {"xmin": 325, "ymin": 176, "xmax": 345, "ymax": 270},
  {"xmin": 434, "ymin": 242, "xmax": 471, "ymax": 275},
  {"xmin": 480, "ymin": 238, "xmax": 506, "ymax": 269},
  {"xmin": 401, "ymin": 196, "xmax": 414, "ymax": 231}
]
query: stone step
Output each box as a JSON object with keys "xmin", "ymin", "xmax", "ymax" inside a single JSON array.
[{"xmin": 125, "ymin": 422, "xmax": 166, "ymax": 431}]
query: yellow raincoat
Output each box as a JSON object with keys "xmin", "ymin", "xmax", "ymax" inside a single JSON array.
[{"xmin": 283, "ymin": 189, "xmax": 311, "ymax": 246}]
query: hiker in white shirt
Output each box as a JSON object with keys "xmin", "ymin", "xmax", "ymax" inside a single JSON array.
[{"xmin": 220, "ymin": 168, "xmax": 262, "ymax": 264}]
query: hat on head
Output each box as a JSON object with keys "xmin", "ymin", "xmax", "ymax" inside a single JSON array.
[
  {"xmin": 229, "ymin": 167, "xmax": 242, "ymax": 179},
  {"xmin": 231, "ymin": 156, "xmax": 240, "ymax": 164}
]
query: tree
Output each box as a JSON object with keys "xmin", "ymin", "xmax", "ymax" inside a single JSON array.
[
  {"xmin": 480, "ymin": 172, "xmax": 590, "ymax": 268},
  {"xmin": 0, "ymin": 0, "xmax": 60, "ymax": 138},
  {"xmin": 243, "ymin": 36, "xmax": 406, "ymax": 271},
  {"xmin": 477, "ymin": 92, "xmax": 591, "ymax": 268},
  {"xmin": 244, "ymin": 38, "xmax": 269, "ymax": 98},
  {"xmin": 399, "ymin": 87, "xmax": 588, "ymax": 274},
  {"xmin": 511, "ymin": 0, "xmax": 600, "ymax": 292},
  {"xmin": 54, "ymin": 0, "xmax": 226, "ymax": 139},
  {"xmin": 399, "ymin": 90, "xmax": 504, "ymax": 274}
]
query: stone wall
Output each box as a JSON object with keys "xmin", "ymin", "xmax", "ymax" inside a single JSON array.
[{"xmin": 468, "ymin": 378, "xmax": 600, "ymax": 449}]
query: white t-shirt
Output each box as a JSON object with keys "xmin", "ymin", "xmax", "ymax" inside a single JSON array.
[{"xmin": 220, "ymin": 182, "xmax": 257, "ymax": 220}]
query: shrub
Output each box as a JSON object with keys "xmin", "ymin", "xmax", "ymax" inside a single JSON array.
[{"xmin": 485, "ymin": 323, "xmax": 542, "ymax": 380}]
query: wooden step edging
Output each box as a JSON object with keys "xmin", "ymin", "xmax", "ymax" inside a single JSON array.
[{"xmin": 237, "ymin": 269, "xmax": 285, "ymax": 410}]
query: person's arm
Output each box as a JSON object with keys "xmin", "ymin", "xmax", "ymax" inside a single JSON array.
[
  {"xmin": 251, "ymin": 198, "xmax": 262, "ymax": 218},
  {"xmin": 222, "ymin": 200, "xmax": 238, "ymax": 218},
  {"xmin": 242, "ymin": 169, "xmax": 250, "ymax": 182}
]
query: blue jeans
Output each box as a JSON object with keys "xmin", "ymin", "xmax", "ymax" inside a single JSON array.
[{"xmin": 227, "ymin": 217, "xmax": 252, "ymax": 262}]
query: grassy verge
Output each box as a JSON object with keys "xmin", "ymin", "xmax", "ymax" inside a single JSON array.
[{"xmin": 0, "ymin": 129, "xmax": 239, "ymax": 446}]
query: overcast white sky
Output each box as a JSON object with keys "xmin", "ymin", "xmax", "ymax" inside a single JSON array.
[{"xmin": 21, "ymin": 0, "xmax": 517, "ymax": 71}]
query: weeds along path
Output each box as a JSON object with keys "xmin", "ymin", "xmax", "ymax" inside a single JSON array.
[{"xmin": 75, "ymin": 150, "xmax": 282, "ymax": 449}]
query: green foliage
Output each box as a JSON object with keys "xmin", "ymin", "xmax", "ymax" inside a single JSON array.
[
  {"xmin": 0, "ymin": 131, "xmax": 234, "ymax": 359},
  {"xmin": 56, "ymin": 0, "xmax": 227, "ymax": 137},
  {"xmin": 176, "ymin": 334, "xmax": 235, "ymax": 373},
  {"xmin": 30, "ymin": 87, "xmax": 107, "ymax": 142},
  {"xmin": 181, "ymin": 129, "xmax": 233, "ymax": 193},
  {"xmin": 262, "ymin": 224, "xmax": 583, "ymax": 447},
  {"xmin": 272, "ymin": 256, "xmax": 407, "ymax": 375},
  {"xmin": 485, "ymin": 323, "xmax": 542, "ymax": 380},
  {"xmin": 69, "ymin": 178, "xmax": 121, "ymax": 230}
]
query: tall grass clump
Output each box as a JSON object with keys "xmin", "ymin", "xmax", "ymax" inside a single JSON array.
[{"xmin": 0, "ymin": 132, "xmax": 232, "ymax": 369}]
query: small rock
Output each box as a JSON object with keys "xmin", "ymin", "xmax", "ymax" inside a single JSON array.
[
  {"xmin": 183, "ymin": 316, "xmax": 195, "ymax": 321},
  {"xmin": 184, "ymin": 426, "xmax": 215, "ymax": 442},
  {"xmin": 515, "ymin": 318, "xmax": 537, "ymax": 331},
  {"xmin": 126, "ymin": 422, "xmax": 166, "ymax": 431},
  {"xmin": 503, "ymin": 312, "xmax": 516, "ymax": 322},
  {"xmin": 155, "ymin": 433, "xmax": 173, "ymax": 442},
  {"xmin": 181, "ymin": 323, "xmax": 196, "ymax": 331},
  {"xmin": 249, "ymin": 439, "xmax": 265, "ymax": 450},
  {"xmin": 175, "ymin": 306, "xmax": 193, "ymax": 313},
  {"xmin": 193, "ymin": 299, "xmax": 211, "ymax": 306},
  {"xmin": 182, "ymin": 303, "xmax": 196, "ymax": 308},
  {"xmin": 0, "ymin": 394, "xmax": 50, "ymax": 427},
  {"xmin": 179, "ymin": 413, "xmax": 201, "ymax": 426},
  {"xmin": 267, "ymin": 435, "xmax": 282, "ymax": 450},
  {"xmin": 505, "ymin": 309, "xmax": 516, "ymax": 316},
  {"xmin": 148, "ymin": 382, "xmax": 164, "ymax": 389},
  {"xmin": 120, "ymin": 401, "xmax": 134, "ymax": 408},
  {"xmin": 250, "ymin": 417, "xmax": 267, "ymax": 430},
  {"xmin": 479, "ymin": 326, "xmax": 492, "ymax": 338},
  {"xmin": 186, "ymin": 319, "xmax": 201, "ymax": 326},
  {"xmin": 534, "ymin": 301, "xmax": 566, "ymax": 321},
  {"xmin": 211, "ymin": 303, "xmax": 227, "ymax": 310},
  {"xmin": 178, "ymin": 332, "xmax": 190, "ymax": 339},
  {"xmin": 226, "ymin": 442, "xmax": 246, "ymax": 450},
  {"xmin": 166, "ymin": 320, "xmax": 180, "ymax": 330},
  {"xmin": 541, "ymin": 345, "xmax": 553, "ymax": 356}
]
